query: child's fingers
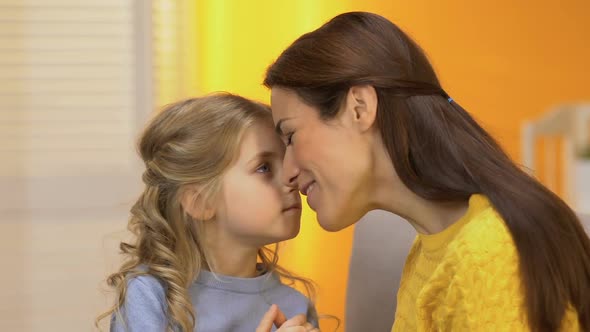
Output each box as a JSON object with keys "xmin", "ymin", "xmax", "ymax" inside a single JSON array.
[
  {"xmin": 280, "ymin": 314, "xmax": 306, "ymax": 327},
  {"xmin": 282, "ymin": 327, "xmax": 319, "ymax": 332},
  {"xmin": 273, "ymin": 305, "xmax": 288, "ymax": 327},
  {"xmin": 256, "ymin": 304, "xmax": 279, "ymax": 332},
  {"xmin": 302, "ymin": 322, "xmax": 318, "ymax": 331},
  {"xmin": 257, "ymin": 307, "xmax": 312, "ymax": 332}
]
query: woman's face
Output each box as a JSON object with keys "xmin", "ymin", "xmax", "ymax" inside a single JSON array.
[{"xmin": 270, "ymin": 87, "xmax": 379, "ymax": 231}]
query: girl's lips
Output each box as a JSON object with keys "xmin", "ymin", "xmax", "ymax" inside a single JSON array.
[{"xmin": 282, "ymin": 202, "xmax": 302, "ymax": 212}]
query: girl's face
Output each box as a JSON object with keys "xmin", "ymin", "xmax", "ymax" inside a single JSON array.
[
  {"xmin": 270, "ymin": 87, "xmax": 378, "ymax": 232},
  {"xmin": 213, "ymin": 120, "xmax": 302, "ymax": 247}
]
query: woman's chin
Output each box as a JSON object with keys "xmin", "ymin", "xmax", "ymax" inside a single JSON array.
[
  {"xmin": 317, "ymin": 204, "xmax": 367, "ymax": 232},
  {"xmin": 317, "ymin": 210, "xmax": 351, "ymax": 232}
]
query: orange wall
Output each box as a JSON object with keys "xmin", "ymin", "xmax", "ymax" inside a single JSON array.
[{"xmin": 190, "ymin": 0, "xmax": 590, "ymax": 329}]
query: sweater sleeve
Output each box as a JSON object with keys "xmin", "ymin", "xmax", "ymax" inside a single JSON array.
[
  {"xmin": 444, "ymin": 256, "xmax": 582, "ymax": 331},
  {"xmin": 110, "ymin": 275, "xmax": 169, "ymax": 332}
]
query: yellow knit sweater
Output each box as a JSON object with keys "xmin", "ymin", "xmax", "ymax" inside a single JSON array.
[{"xmin": 391, "ymin": 194, "xmax": 580, "ymax": 332}]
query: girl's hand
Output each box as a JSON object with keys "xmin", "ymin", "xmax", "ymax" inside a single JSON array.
[{"xmin": 256, "ymin": 304, "xmax": 319, "ymax": 332}]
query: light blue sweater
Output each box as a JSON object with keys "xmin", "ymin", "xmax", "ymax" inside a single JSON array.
[{"xmin": 110, "ymin": 269, "xmax": 317, "ymax": 331}]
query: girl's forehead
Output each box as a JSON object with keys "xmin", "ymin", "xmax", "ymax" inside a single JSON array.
[{"xmin": 236, "ymin": 122, "xmax": 285, "ymax": 161}]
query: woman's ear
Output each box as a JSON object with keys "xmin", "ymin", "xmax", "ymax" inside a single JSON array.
[
  {"xmin": 181, "ymin": 185, "xmax": 216, "ymax": 221},
  {"xmin": 346, "ymin": 85, "xmax": 378, "ymax": 132}
]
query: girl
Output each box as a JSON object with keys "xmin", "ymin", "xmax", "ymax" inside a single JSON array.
[
  {"xmin": 259, "ymin": 11, "xmax": 590, "ymax": 332},
  {"xmin": 97, "ymin": 93, "xmax": 318, "ymax": 331}
]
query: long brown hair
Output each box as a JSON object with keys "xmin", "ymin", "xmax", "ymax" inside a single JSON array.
[
  {"xmin": 264, "ymin": 12, "xmax": 590, "ymax": 332},
  {"xmin": 96, "ymin": 93, "xmax": 316, "ymax": 331}
]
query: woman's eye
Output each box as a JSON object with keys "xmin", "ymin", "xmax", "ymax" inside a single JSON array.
[
  {"xmin": 256, "ymin": 163, "xmax": 271, "ymax": 173},
  {"xmin": 286, "ymin": 133, "xmax": 294, "ymax": 145}
]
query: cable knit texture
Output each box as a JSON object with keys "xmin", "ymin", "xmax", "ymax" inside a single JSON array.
[{"xmin": 391, "ymin": 194, "xmax": 580, "ymax": 332}]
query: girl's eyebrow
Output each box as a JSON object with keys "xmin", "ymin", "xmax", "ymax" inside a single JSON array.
[{"xmin": 247, "ymin": 151, "xmax": 278, "ymax": 166}]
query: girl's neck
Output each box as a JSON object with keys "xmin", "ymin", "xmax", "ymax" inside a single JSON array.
[
  {"xmin": 201, "ymin": 227, "xmax": 261, "ymax": 278},
  {"xmin": 206, "ymin": 249, "xmax": 259, "ymax": 278}
]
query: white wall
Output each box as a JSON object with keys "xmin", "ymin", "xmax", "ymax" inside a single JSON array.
[{"xmin": 0, "ymin": 1, "xmax": 153, "ymax": 330}]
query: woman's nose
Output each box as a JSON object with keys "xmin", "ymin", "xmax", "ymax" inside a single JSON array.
[{"xmin": 282, "ymin": 148, "xmax": 300, "ymax": 189}]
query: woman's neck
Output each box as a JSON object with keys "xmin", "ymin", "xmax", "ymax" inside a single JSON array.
[
  {"xmin": 399, "ymin": 197, "xmax": 469, "ymax": 234},
  {"xmin": 370, "ymin": 144, "xmax": 469, "ymax": 235}
]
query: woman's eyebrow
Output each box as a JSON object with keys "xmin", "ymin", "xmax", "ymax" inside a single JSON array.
[{"xmin": 275, "ymin": 117, "xmax": 293, "ymax": 136}]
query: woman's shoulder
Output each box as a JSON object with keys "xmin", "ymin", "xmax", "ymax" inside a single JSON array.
[{"xmin": 450, "ymin": 205, "xmax": 518, "ymax": 263}]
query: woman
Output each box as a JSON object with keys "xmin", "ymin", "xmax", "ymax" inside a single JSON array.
[{"xmin": 257, "ymin": 11, "xmax": 590, "ymax": 332}]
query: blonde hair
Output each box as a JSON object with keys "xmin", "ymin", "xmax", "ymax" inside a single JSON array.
[{"xmin": 96, "ymin": 93, "xmax": 317, "ymax": 331}]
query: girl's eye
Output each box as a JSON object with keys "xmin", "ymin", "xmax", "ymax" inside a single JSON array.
[
  {"xmin": 256, "ymin": 163, "xmax": 271, "ymax": 173},
  {"xmin": 286, "ymin": 133, "xmax": 294, "ymax": 146}
]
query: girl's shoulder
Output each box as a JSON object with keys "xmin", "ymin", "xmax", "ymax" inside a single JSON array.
[
  {"xmin": 110, "ymin": 271, "xmax": 169, "ymax": 331},
  {"xmin": 271, "ymin": 279, "xmax": 318, "ymax": 327},
  {"xmin": 125, "ymin": 273, "xmax": 167, "ymax": 303},
  {"xmin": 273, "ymin": 280, "xmax": 312, "ymax": 304}
]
